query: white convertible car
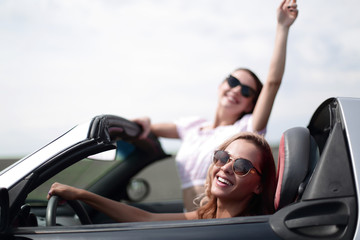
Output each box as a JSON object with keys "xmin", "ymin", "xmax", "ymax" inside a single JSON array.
[{"xmin": 0, "ymin": 97, "xmax": 359, "ymax": 240}]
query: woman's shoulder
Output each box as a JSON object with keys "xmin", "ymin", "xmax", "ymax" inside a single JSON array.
[
  {"xmin": 233, "ymin": 113, "xmax": 253, "ymax": 126},
  {"xmin": 175, "ymin": 116, "xmax": 209, "ymax": 128},
  {"xmin": 233, "ymin": 113, "xmax": 266, "ymax": 135}
]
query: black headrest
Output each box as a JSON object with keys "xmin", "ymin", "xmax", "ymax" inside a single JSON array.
[{"xmin": 274, "ymin": 127, "xmax": 319, "ymax": 210}]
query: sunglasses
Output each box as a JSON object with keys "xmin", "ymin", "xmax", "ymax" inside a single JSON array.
[
  {"xmin": 226, "ymin": 75, "xmax": 256, "ymax": 98},
  {"xmin": 213, "ymin": 150, "xmax": 262, "ymax": 177}
]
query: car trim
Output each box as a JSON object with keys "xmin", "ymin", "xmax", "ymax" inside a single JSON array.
[
  {"xmin": 14, "ymin": 215, "xmax": 270, "ymax": 234},
  {"xmin": 337, "ymin": 97, "xmax": 360, "ymax": 239},
  {"xmin": 0, "ymin": 121, "xmax": 91, "ymax": 189}
]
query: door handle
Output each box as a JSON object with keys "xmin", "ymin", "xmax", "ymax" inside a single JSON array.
[{"xmin": 285, "ymin": 214, "xmax": 348, "ymax": 229}]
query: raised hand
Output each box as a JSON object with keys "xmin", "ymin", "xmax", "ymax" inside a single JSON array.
[{"xmin": 278, "ymin": 0, "xmax": 299, "ymax": 28}]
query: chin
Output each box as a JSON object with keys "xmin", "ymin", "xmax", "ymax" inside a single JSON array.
[{"xmin": 211, "ymin": 185, "xmax": 230, "ymax": 199}]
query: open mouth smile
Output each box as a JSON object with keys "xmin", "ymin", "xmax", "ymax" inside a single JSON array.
[
  {"xmin": 225, "ymin": 92, "xmax": 240, "ymax": 105},
  {"xmin": 216, "ymin": 176, "xmax": 234, "ymax": 186}
]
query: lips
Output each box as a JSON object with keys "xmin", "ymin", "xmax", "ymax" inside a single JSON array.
[
  {"xmin": 225, "ymin": 92, "xmax": 240, "ymax": 105},
  {"xmin": 216, "ymin": 176, "xmax": 234, "ymax": 186}
]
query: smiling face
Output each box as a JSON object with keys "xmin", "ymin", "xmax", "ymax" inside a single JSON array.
[
  {"xmin": 211, "ymin": 139, "xmax": 263, "ymax": 203},
  {"xmin": 218, "ymin": 70, "xmax": 258, "ymax": 117}
]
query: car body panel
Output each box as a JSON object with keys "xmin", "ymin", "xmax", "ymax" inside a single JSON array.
[
  {"xmin": 0, "ymin": 97, "xmax": 359, "ymax": 240},
  {"xmin": 14, "ymin": 217, "xmax": 280, "ymax": 240},
  {"xmin": 338, "ymin": 97, "xmax": 360, "ymax": 240}
]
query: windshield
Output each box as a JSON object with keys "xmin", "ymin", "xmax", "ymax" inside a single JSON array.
[{"xmin": 26, "ymin": 140, "xmax": 136, "ymax": 205}]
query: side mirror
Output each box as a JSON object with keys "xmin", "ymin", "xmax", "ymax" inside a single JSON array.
[
  {"xmin": 0, "ymin": 188, "xmax": 9, "ymax": 234},
  {"xmin": 126, "ymin": 179, "xmax": 150, "ymax": 202}
]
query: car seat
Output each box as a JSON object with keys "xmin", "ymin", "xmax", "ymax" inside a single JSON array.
[{"xmin": 274, "ymin": 127, "xmax": 319, "ymax": 211}]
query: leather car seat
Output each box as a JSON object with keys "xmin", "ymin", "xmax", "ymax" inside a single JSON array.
[{"xmin": 274, "ymin": 127, "xmax": 319, "ymax": 210}]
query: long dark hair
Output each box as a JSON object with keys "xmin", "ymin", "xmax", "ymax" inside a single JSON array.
[{"xmin": 197, "ymin": 132, "xmax": 276, "ymax": 219}]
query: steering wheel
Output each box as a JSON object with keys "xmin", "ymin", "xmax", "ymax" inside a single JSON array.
[{"xmin": 46, "ymin": 195, "xmax": 92, "ymax": 226}]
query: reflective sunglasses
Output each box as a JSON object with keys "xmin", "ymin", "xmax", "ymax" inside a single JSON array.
[
  {"xmin": 226, "ymin": 75, "xmax": 256, "ymax": 98},
  {"xmin": 213, "ymin": 150, "xmax": 262, "ymax": 177}
]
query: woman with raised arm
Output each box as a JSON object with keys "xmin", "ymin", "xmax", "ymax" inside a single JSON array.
[
  {"xmin": 134, "ymin": 0, "xmax": 298, "ymax": 212},
  {"xmin": 48, "ymin": 132, "xmax": 276, "ymax": 222}
]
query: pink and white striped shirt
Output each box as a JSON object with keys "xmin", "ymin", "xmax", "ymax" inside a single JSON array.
[{"xmin": 174, "ymin": 114, "xmax": 266, "ymax": 189}]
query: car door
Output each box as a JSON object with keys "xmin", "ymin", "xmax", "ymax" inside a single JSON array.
[
  {"xmin": 268, "ymin": 98, "xmax": 358, "ymax": 239},
  {"xmin": 12, "ymin": 216, "xmax": 281, "ymax": 240}
]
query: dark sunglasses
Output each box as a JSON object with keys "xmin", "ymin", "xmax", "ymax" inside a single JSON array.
[
  {"xmin": 213, "ymin": 150, "xmax": 262, "ymax": 177},
  {"xmin": 226, "ymin": 75, "xmax": 256, "ymax": 98}
]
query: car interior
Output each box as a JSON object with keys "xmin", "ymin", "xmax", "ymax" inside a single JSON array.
[
  {"xmin": 18, "ymin": 126, "xmax": 319, "ymax": 227},
  {"xmin": 274, "ymin": 126, "xmax": 319, "ymax": 211},
  {"xmin": 7, "ymin": 100, "xmax": 357, "ymax": 239}
]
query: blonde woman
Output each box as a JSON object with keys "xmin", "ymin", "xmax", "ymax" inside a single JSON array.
[{"xmin": 48, "ymin": 132, "xmax": 276, "ymax": 221}]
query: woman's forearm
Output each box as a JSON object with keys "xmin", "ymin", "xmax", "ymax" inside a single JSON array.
[
  {"xmin": 77, "ymin": 189, "xmax": 192, "ymax": 222},
  {"xmin": 77, "ymin": 189, "xmax": 154, "ymax": 222},
  {"xmin": 151, "ymin": 123, "xmax": 179, "ymax": 139},
  {"xmin": 267, "ymin": 24, "xmax": 290, "ymax": 87},
  {"xmin": 251, "ymin": 24, "xmax": 290, "ymax": 131}
]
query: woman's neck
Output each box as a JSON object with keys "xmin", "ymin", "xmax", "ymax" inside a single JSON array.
[
  {"xmin": 215, "ymin": 197, "xmax": 251, "ymax": 218},
  {"xmin": 212, "ymin": 107, "xmax": 240, "ymax": 128},
  {"xmin": 216, "ymin": 194, "xmax": 254, "ymax": 218}
]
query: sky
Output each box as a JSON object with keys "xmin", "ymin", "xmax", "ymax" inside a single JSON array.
[{"xmin": 1, "ymin": 0, "xmax": 360, "ymax": 157}]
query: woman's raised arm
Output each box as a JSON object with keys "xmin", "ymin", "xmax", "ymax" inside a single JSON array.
[{"xmin": 252, "ymin": 0, "xmax": 298, "ymax": 132}]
